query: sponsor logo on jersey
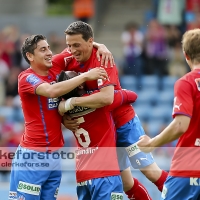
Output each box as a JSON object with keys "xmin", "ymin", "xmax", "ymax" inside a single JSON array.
[
  {"xmin": 54, "ymin": 187, "xmax": 59, "ymax": 198},
  {"xmin": 172, "ymin": 97, "xmax": 182, "ymax": 114},
  {"xmin": 77, "ymin": 180, "xmax": 92, "ymax": 186},
  {"xmin": 48, "ymin": 97, "xmax": 59, "ymax": 109},
  {"xmin": 8, "ymin": 191, "xmax": 17, "ymax": 200},
  {"xmin": 26, "ymin": 74, "xmax": 41, "ymax": 86},
  {"xmin": 97, "ymin": 79, "xmax": 103, "ymax": 86},
  {"xmin": 190, "ymin": 178, "xmax": 200, "ymax": 186},
  {"xmin": 161, "ymin": 185, "xmax": 167, "ymax": 199},
  {"xmin": 125, "ymin": 143, "xmax": 141, "ymax": 157},
  {"xmin": 17, "ymin": 181, "xmax": 41, "ymax": 196},
  {"xmin": 195, "ymin": 138, "xmax": 200, "ymax": 146},
  {"xmin": 195, "ymin": 78, "xmax": 200, "ymax": 91},
  {"xmin": 111, "ymin": 192, "xmax": 123, "ymax": 200},
  {"xmin": 76, "ymin": 147, "xmax": 98, "ymax": 156},
  {"xmin": 68, "ymin": 106, "xmax": 95, "ymax": 117}
]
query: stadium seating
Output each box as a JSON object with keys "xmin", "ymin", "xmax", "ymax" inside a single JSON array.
[
  {"xmin": 136, "ymin": 87, "xmax": 158, "ymax": 106},
  {"xmin": 120, "ymin": 75, "xmax": 175, "ymax": 134},
  {"xmin": 156, "ymin": 89, "xmax": 174, "ymax": 106},
  {"xmin": 134, "ymin": 103, "xmax": 152, "ymax": 122},
  {"xmin": 147, "ymin": 119, "xmax": 166, "ymax": 137},
  {"xmin": 120, "ymin": 75, "xmax": 137, "ymax": 92},
  {"xmin": 140, "ymin": 75, "xmax": 159, "ymax": 90},
  {"xmin": 161, "ymin": 76, "xmax": 178, "ymax": 90}
]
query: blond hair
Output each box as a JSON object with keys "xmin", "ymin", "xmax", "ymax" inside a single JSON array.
[{"xmin": 182, "ymin": 28, "xmax": 200, "ymax": 63}]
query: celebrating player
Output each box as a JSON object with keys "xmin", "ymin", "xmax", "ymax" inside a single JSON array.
[
  {"xmin": 52, "ymin": 21, "xmax": 167, "ymax": 199},
  {"xmin": 57, "ymin": 70, "xmax": 141, "ymax": 200},
  {"xmin": 138, "ymin": 28, "xmax": 200, "ymax": 199},
  {"xmin": 9, "ymin": 34, "xmax": 111, "ymax": 200}
]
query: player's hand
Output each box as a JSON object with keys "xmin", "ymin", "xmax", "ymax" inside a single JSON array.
[
  {"xmin": 63, "ymin": 114, "xmax": 80, "ymax": 132},
  {"xmin": 137, "ymin": 135, "xmax": 155, "ymax": 153},
  {"xmin": 84, "ymin": 67, "xmax": 108, "ymax": 81},
  {"xmin": 58, "ymin": 99, "xmax": 76, "ymax": 116},
  {"xmin": 96, "ymin": 44, "xmax": 115, "ymax": 67},
  {"xmin": 58, "ymin": 100, "xmax": 66, "ymax": 116}
]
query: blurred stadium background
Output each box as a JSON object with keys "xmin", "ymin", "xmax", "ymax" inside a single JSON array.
[{"xmin": 0, "ymin": 0, "xmax": 197, "ymax": 199}]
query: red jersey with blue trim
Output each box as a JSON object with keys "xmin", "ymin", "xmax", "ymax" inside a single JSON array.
[
  {"xmin": 170, "ymin": 69, "xmax": 200, "ymax": 177},
  {"xmin": 52, "ymin": 48, "xmax": 135, "ymax": 128},
  {"xmin": 18, "ymin": 68, "xmax": 64, "ymax": 151},
  {"xmin": 67, "ymin": 90, "xmax": 137, "ymax": 182}
]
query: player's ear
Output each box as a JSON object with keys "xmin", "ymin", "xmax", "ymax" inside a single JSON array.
[
  {"xmin": 88, "ymin": 37, "xmax": 93, "ymax": 46},
  {"xmin": 26, "ymin": 52, "xmax": 34, "ymax": 62},
  {"xmin": 183, "ymin": 51, "xmax": 190, "ymax": 61}
]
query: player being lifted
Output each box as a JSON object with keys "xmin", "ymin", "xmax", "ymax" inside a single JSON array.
[
  {"xmin": 53, "ymin": 21, "xmax": 168, "ymax": 199},
  {"xmin": 57, "ymin": 70, "xmax": 140, "ymax": 200}
]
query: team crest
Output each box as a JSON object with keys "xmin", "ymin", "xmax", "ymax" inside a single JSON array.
[{"xmin": 195, "ymin": 78, "xmax": 200, "ymax": 91}]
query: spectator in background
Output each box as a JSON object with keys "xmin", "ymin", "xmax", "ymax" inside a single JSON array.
[
  {"xmin": 1, "ymin": 25, "xmax": 22, "ymax": 68},
  {"xmin": 167, "ymin": 41, "xmax": 188, "ymax": 77},
  {"xmin": 144, "ymin": 19, "xmax": 168, "ymax": 77},
  {"xmin": 165, "ymin": 25, "xmax": 188, "ymax": 77},
  {"xmin": 47, "ymin": 32, "xmax": 65, "ymax": 54},
  {"xmin": 121, "ymin": 22, "xmax": 144, "ymax": 79},
  {"xmin": 73, "ymin": 0, "xmax": 94, "ymax": 23},
  {"xmin": 5, "ymin": 67, "xmax": 21, "ymax": 99},
  {"xmin": 157, "ymin": 0, "xmax": 185, "ymax": 27},
  {"xmin": 186, "ymin": 0, "xmax": 200, "ymax": 13}
]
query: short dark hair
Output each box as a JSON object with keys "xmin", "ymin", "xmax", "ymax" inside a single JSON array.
[
  {"xmin": 64, "ymin": 21, "xmax": 94, "ymax": 41},
  {"xmin": 21, "ymin": 34, "xmax": 46, "ymax": 64}
]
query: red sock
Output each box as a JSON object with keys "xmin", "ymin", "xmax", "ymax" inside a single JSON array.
[
  {"xmin": 125, "ymin": 178, "xmax": 152, "ymax": 200},
  {"xmin": 153, "ymin": 170, "xmax": 168, "ymax": 192}
]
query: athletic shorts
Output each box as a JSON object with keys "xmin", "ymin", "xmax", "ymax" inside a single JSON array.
[
  {"xmin": 77, "ymin": 175, "xmax": 123, "ymax": 200},
  {"xmin": 117, "ymin": 115, "xmax": 154, "ymax": 170},
  {"xmin": 9, "ymin": 146, "xmax": 62, "ymax": 200},
  {"xmin": 161, "ymin": 176, "xmax": 200, "ymax": 200}
]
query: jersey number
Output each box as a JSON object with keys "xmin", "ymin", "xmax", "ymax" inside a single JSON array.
[{"xmin": 75, "ymin": 128, "xmax": 91, "ymax": 147}]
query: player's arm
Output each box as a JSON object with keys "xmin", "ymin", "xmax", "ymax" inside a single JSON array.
[
  {"xmin": 137, "ymin": 79, "xmax": 193, "ymax": 153},
  {"xmin": 72, "ymin": 85, "xmax": 114, "ymax": 108},
  {"xmin": 36, "ymin": 68, "xmax": 107, "ymax": 98},
  {"xmin": 58, "ymin": 86, "xmax": 114, "ymax": 116},
  {"xmin": 106, "ymin": 89, "xmax": 138, "ymax": 111},
  {"xmin": 137, "ymin": 115, "xmax": 190, "ymax": 153},
  {"xmin": 93, "ymin": 42, "xmax": 114, "ymax": 67}
]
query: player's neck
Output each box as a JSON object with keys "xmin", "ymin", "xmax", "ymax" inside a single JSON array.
[
  {"xmin": 192, "ymin": 64, "xmax": 200, "ymax": 70},
  {"xmin": 30, "ymin": 65, "xmax": 49, "ymax": 76}
]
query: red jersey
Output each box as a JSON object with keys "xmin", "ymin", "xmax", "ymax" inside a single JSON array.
[
  {"xmin": 67, "ymin": 90, "xmax": 137, "ymax": 182},
  {"xmin": 170, "ymin": 69, "xmax": 200, "ymax": 177},
  {"xmin": 53, "ymin": 48, "xmax": 135, "ymax": 128},
  {"xmin": 18, "ymin": 68, "xmax": 64, "ymax": 151}
]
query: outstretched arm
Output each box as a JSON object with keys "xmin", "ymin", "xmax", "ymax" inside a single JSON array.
[
  {"xmin": 137, "ymin": 115, "xmax": 190, "ymax": 153},
  {"xmin": 36, "ymin": 68, "xmax": 107, "ymax": 98}
]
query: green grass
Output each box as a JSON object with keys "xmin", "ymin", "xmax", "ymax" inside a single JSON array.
[{"xmin": 47, "ymin": 3, "xmax": 73, "ymax": 16}]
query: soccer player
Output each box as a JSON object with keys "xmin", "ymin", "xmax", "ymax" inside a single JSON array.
[
  {"xmin": 57, "ymin": 70, "xmax": 140, "ymax": 200},
  {"xmin": 52, "ymin": 21, "xmax": 167, "ymax": 199},
  {"xmin": 137, "ymin": 28, "xmax": 200, "ymax": 199},
  {"xmin": 9, "ymin": 34, "xmax": 110, "ymax": 200}
]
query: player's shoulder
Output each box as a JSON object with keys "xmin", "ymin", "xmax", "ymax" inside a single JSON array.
[
  {"xmin": 18, "ymin": 68, "xmax": 32, "ymax": 80},
  {"xmin": 18, "ymin": 68, "xmax": 41, "ymax": 85},
  {"xmin": 53, "ymin": 48, "xmax": 73, "ymax": 64}
]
